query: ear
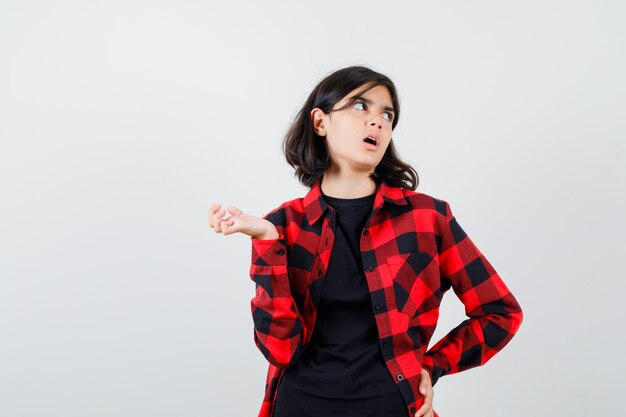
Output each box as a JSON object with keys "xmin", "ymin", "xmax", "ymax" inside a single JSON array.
[{"xmin": 310, "ymin": 108, "xmax": 327, "ymax": 137}]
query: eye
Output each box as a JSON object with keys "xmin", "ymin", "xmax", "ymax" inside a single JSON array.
[
  {"xmin": 383, "ymin": 112, "xmax": 393, "ymax": 122},
  {"xmin": 352, "ymin": 101, "xmax": 367, "ymax": 111}
]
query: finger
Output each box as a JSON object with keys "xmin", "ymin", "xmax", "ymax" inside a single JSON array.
[
  {"xmin": 209, "ymin": 203, "xmax": 221, "ymax": 215},
  {"xmin": 220, "ymin": 218, "xmax": 235, "ymax": 234},
  {"xmin": 415, "ymin": 390, "xmax": 434, "ymax": 416},
  {"xmin": 211, "ymin": 209, "xmax": 226, "ymax": 232},
  {"xmin": 208, "ymin": 204, "xmax": 221, "ymax": 227},
  {"xmin": 424, "ymin": 387, "xmax": 434, "ymax": 404},
  {"xmin": 419, "ymin": 369, "xmax": 432, "ymax": 396},
  {"xmin": 414, "ymin": 401, "xmax": 432, "ymax": 417},
  {"xmin": 210, "ymin": 210, "xmax": 219, "ymax": 230}
]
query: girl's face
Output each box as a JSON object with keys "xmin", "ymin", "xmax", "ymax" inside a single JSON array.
[{"xmin": 311, "ymin": 84, "xmax": 395, "ymax": 175}]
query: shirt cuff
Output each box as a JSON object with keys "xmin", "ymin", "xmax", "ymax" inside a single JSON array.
[
  {"xmin": 251, "ymin": 233, "xmax": 287, "ymax": 266},
  {"xmin": 422, "ymin": 354, "xmax": 443, "ymax": 386},
  {"xmin": 422, "ymin": 355, "xmax": 435, "ymax": 379}
]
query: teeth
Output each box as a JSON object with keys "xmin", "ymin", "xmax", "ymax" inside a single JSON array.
[{"xmin": 365, "ymin": 137, "xmax": 377, "ymax": 145}]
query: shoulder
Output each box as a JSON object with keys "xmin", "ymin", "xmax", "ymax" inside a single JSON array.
[
  {"xmin": 397, "ymin": 187, "xmax": 451, "ymax": 218},
  {"xmin": 260, "ymin": 195, "xmax": 307, "ymax": 227}
]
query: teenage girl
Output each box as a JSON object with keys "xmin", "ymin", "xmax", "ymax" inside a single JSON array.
[{"xmin": 208, "ymin": 66, "xmax": 523, "ymax": 417}]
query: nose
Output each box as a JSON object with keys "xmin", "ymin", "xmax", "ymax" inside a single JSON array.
[
  {"xmin": 369, "ymin": 119, "xmax": 383, "ymax": 129},
  {"xmin": 368, "ymin": 113, "xmax": 385, "ymax": 128}
]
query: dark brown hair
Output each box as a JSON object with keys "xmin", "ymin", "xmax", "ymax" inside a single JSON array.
[{"xmin": 283, "ymin": 66, "xmax": 419, "ymax": 190}]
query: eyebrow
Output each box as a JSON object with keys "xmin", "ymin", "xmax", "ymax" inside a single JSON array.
[{"xmin": 352, "ymin": 95, "xmax": 395, "ymax": 113}]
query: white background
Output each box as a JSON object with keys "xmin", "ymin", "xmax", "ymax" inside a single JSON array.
[{"xmin": 1, "ymin": 1, "xmax": 625, "ymax": 416}]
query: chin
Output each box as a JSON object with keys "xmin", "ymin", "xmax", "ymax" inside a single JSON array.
[{"xmin": 353, "ymin": 159, "xmax": 381, "ymax": 171}]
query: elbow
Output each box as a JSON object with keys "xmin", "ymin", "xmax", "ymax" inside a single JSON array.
[
  {"xmin": 499, "ymin": 292, "xmax": 524, "ymax": 335},
  {"xmin": 250, "ymin": 300, "xmax": 308, "ymax": 368},
  {"xmin": 512, "ymin": 305, "xmax": 524, "ymax": 334},
  {"xmin": 252, "ymin": 317, "xmax": 307, "ymax": 369},
  {"xmin": 508, "ymin": 293, "xmax": 524, "ymax": 334},
  {"xmin": 268, "ymin": 349, "xmax": 303, "ymax": 369},
  {"xmin": 254, "ymin": 334, "xmax": 304, "ymax": 369}
]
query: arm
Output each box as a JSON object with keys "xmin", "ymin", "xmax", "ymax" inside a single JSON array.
[
  {"xmin": 209, "ymin": 202, "xmax": 308, "ymax": 368},
  {"xmin": 422, "ymin": 201, "xmax": 524, "ymax": 386},
  {"xmin": 249, "ymin": 217, "xmax": 308, "ymax": 369}
]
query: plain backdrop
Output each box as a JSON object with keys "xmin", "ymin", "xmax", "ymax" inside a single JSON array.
[{"xmin": 1, "ymin": 1, "xmax": 625, "ymax": 416}]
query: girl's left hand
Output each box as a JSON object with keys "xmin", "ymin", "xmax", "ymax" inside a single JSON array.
[{"xmin": 414, "ymin": 369, "xmax": 435, "ymax": 417}]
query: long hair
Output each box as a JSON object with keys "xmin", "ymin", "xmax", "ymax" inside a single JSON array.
[{"xmin": 283, "ymin": 66, "xmax": 419, "ymax": 190}]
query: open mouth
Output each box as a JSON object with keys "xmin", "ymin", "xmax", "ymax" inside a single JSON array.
[{"xmin": 363, "ymin": 136, "xmax": 378, "ymax": 146}]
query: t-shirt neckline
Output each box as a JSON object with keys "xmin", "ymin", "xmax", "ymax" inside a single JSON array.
[{"xmin": 322, "ymin": 192, "xmax": 376, "ymax": 207}]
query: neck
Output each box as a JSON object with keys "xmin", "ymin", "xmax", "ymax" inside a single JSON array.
[{"xmin": 320, "ymin": 167, "xmax": 378, "ymax": 198}]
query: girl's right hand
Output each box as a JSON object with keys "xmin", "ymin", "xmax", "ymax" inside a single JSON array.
[{"xmin": 209, "ymin": 203, "xmax": 279, "ymax": 240}]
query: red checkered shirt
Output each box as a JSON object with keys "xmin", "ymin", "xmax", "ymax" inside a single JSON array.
[{"xmin": 249, "ymin": 180, "xmax": 523, "ymax": 417}]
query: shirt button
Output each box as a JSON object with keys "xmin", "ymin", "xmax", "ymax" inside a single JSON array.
[
  {"xmin": 275, "ymin": 248, "xmax": 285, "ymax": 255},
  {"xmin": 363, "ymin": 229, "xmax": 369, "ymax": 236},
  {"xmin": 375, "ymin": 304, "xmax": 382, "ymax": 310},
  {"xmin": 365, "ymin": 266, "xmax": 373, "ymax": 272},
  {"xmin": 396, "ymin": 374, "xmax": 404, "ymax": 381},
  {"xmin": 410, "ymin": 407, "xmax": 416, "ymax": 413}
]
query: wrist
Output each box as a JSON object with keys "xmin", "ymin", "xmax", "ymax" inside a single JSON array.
[{"xmin": 254, "ymin": 229, "xmax": 279, "ymax": 240}]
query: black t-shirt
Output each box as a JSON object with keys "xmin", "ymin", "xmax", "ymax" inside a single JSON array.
[{"xmin": 272, "ymin": 192, "xmax": 406, "ymax": 417}]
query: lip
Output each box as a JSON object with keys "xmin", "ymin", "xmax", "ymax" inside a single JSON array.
[
  {"xmin": 363, "ymin": 141, "xmax": 378, "ymax": 150},
  {"xmin": 362, "ymin": 133, "xmax": 380, "ymax": 150}
]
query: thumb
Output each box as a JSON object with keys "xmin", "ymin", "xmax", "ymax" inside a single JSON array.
[
  {"xmin": 419, "ymin": 376, "xmax": 428, "ymax": 395},
  {"xmin": 227, "ymin": 206, "xmax": 244, "ymax": 217},
  {"xmin": 419, "ymin": 382, "xmax": 427, "ymax": 395}
]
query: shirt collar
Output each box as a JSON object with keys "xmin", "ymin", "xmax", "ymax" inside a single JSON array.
[{"xmin": 304, "ymin": 179, "xmax": 408, "ymax": 226}]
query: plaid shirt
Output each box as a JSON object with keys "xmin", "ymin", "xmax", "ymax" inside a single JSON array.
[{"xmin": 249, "ymin": 180, "xmax": 523, "ymax": 417}]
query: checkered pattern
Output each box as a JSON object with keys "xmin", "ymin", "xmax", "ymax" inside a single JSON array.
[{"xmin": 249, "ymin": 181, "xmax": 523, "ymax": 417}]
